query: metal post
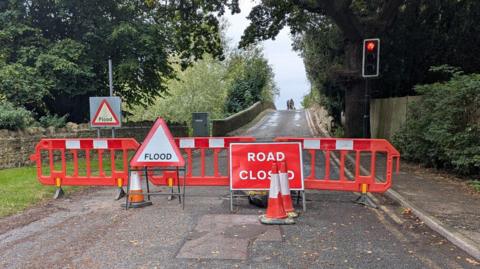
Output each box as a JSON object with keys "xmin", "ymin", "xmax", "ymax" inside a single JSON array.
[
  {"xmin": 125, "ymin": 168, "xmax": 131, "ymax": 209},
  {"xmin": 108, "ymin": 59, "xmax": 113, "ymax": 96},
  {"xmin": 363, "ymin": 79, "xmax": 370, "ymax": 138},
  {"xmin": 108, "ymin": 58, "xmax": 116, "ymax": 138},
  {"xmin": 144, "ymin": 167, "xmax": 151, "ymax": 201},
  {"xmin": 302, "ymin": 191, "xmax": 306, "ymax": 212}
]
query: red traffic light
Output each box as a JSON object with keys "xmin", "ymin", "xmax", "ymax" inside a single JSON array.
[
  {"xmin": 362, "ymin": 38, "xmax": 380, "ymax": 77},
  {"xmin": 366, "ymin": 41, "xmax": 376, "ymax": 52}
]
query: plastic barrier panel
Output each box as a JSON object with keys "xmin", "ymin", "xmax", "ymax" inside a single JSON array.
[
  {"xmin": 30, "ymin": 138, "xmax": 140, "ymax": 187},
  {"xmin": 148, "ymin": 137, "xmax": 256, "ymax": 186},
  {"xmin": 274, "ymin": 137, "xmax": 400, "ymax": 193}
]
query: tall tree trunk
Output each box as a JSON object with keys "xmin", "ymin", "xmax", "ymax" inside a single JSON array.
[
  {"xmin": 344, "ymin": 79, "xmax": 366, "ymax": 137},
  {"xmin": 343, "ymin": 41, "xmax": 368, "ymax": 138}
]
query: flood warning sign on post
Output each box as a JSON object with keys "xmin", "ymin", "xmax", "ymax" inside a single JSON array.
[
  {"xmin": 130, "ymin": 118, "xmax": 185, "ymax": 167},
  {"xmin": 89, "ymin": 97, "xmax": 122, "ymax": 128}
]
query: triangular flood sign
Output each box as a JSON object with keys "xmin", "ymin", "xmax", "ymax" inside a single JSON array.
[
  {"xmin": 92, "ymin": 99, "xmax": 120, "ymax": 126},
  {"xmin": 130, "ymin": 118, "xmax": 185, "ymax": 167}
]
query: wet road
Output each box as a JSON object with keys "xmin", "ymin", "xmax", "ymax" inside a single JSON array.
[{"xmin": 0, "ymin": 109, "xmax": 477, "ymax": 268}]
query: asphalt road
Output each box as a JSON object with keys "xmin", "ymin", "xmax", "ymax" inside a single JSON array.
[{"xmin": 0, "ymin": 109, "xmax": 477, "ymax": 268}]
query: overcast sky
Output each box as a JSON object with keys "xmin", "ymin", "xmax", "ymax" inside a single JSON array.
[{"xmin": 224, "ymin": 1, "xmax": 310, "ymax": 110}]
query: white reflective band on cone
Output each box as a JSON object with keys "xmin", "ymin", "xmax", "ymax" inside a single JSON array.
[
  {"xmin": 129, "ymin": 171, "xmax": 142, "ymax": 190},
  {"xmin": 269, "ymin": 173, "xmax": 280, "ymax": 198},
  {"xmin": 279, "ymin": 172, "xmax": 290, "ymax": 195},
  {"xmin": 66, "ymin": 140, "xmax": 81, "ymax": 149},
  {"xmin": 179, "ymin": 138, "xmax": 195, "ymax": 148}
]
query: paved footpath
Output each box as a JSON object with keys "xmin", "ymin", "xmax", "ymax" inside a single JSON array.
[
  {"xmin": 388, "ymin": 164, "xmax": 480, "ymax": 260},
  {"xmin": 0, "ymin": 109, "xmax": 478, "ymax": 268},
  {"xmin": 308, "ymin": 107, "xmax": 480, "ymax": 263}
]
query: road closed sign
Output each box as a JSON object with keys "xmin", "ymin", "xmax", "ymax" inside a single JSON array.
[{"xmin": 230, "ymin": 142, "xmax": 304, "ymax": 190}]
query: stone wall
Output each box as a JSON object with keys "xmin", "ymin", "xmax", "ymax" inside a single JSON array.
[
  {"xmin": 0, "ymin": 122, "xmax": 188, "ymax": 169},
  {"xmin": 211, "ymin": 101, "xmax": 276, "ymax": 136}
]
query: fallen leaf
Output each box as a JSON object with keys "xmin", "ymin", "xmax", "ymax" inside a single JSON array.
[
  {"xmin": 402, "ymin": 208, "xmax": 412, "ymax": 215},
  {"xmin": 466, "ymin": 258, "xmax": 479, "ymax": 265}
]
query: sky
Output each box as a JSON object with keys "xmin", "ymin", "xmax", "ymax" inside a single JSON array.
[{"xmin": 224, "ymin": 1, "xmax": 310, "ymax": 110}]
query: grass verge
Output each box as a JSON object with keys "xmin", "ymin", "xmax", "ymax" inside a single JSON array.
[
  {"xmin": 0, "ymin": 166, "xmax": 81, "ymax": 218},
  {"xmin": 468, "ymin": 180, "xmax": 480, "ymax": 193}
]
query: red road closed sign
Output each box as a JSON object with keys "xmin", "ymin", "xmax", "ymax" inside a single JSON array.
[{"xmin": 229, "ymin": 142, "xmax": 304, "ymax": 190}]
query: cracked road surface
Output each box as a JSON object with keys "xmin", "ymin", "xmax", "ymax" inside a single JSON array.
[{"xmin": 0, "ymin": 109, "xmax": 478, "ymax": 268}]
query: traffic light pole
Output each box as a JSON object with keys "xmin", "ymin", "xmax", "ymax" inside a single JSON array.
[{"xmin": 363, "ymin": 78, "xmax": 371, "ymax": 138}]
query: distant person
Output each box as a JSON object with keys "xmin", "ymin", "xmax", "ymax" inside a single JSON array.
[
  {"xmin": 286, "ymin": 99, "xmax": 291, "ymax": 110},
  {"xmin": 290, "ymin": 99, "xmax": 295, "ymax": 110}
]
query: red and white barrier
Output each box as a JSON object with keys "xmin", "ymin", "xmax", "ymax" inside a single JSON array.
[
  {"xmin": 30, "ymin": 138, "xmax": 140, "ymax": 187},
  {"xmin": 275, "ymin": 137, "xmax": 400, "ymax": 193},
  {"xmin": 148, "ymin": 137, "xmax": 256, "ymax": 186}
]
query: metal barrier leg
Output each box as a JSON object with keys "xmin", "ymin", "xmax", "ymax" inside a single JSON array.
[
  {"xmin": 115, "ymin": 178, "xmax": 126, "ymax": 200},
  {"xmin": 166, "ymin": 181, "xmax": 173, "ymax": 201},
  {"xmin": 177, "ymin": 181, "xmax": 181, "ymax": 204},
  {"xmin": 230, "ymin": 191, "xmax": 234, "ymax": 212},
  {"xmin": 354, "ymin": 184, "xmax": 378, "ymax": 209},
  {"xmin": 302, "ymin": 191, "xmax": 306, "ymax": 212},
  {"xmin": 115, "ymin": 187, "xmax": 126, "ymax": 200},
  {"xmin": 53, "ymin": 187, "xmax": 64, "ymax": 199},
  {"xmin": 176, "ymin": 168, "xmax": 181, "ymax": 204},
  {"xmin": 53, "ymin": 177, "xmax": 64, "ymax": 199},
  {"xmin": 182, "ymin": 166, "xmax": 186, "ymax": 210}
]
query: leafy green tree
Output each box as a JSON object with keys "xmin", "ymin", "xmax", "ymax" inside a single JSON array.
[
  {"xmin": 0, "ymin": 63, "xmax": 50, "ymax": 113},
  {"xmin": 262, "ymin": 0, "xmax": 480, "ymax": 137},
  {"xmin": 225, "ymin": 48, "xmax": 277, "ymax": 113},
  {"xmin": 394, "ymin": 67, "xmax": 480, "ymax": 176},
  {"xmin": 234, "ymin": 0, "xmax": 407, "ymax": 137},
  {"xmin": 0, "ymin": 101, "xmax": 34, "ymax": 130},
  {"xmin": 129, "ymin": 46, "xmax": 277, "ymax": 127},
  {"xmin": 128, "ymin": 55, "xmax": 229, "ymax": 126},
  {"xmin": 0, "ymin": 0, "xmax": 229, "ymax": 122}
]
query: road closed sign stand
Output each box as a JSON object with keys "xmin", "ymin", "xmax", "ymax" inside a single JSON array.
[
  {"xmin": 229, "ymin": 142, "xmax": 305, "ymax": 212},
  {"xmin": 128, "ymin": 118, "xmax": 186, "ymax": 209}
]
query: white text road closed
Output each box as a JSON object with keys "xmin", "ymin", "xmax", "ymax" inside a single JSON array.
[
  {"xmin": 130, "ymin": 118, "xmax": 185, "ymax": 167},
  {"xmin": 229, "ymin": 142, "xmax": 304, "ymax": 190}
]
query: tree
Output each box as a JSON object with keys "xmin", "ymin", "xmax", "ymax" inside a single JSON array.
[
  {"xmin": 225, "ymin": 48, "xmax": 277, "ymax": 113},
  {"xmin": 236, "ymin": 0, "xmax": 406, "ymax": 137},
  {"xmin": 393, "ymin": 67, "xmax": 480, "ymax": 176},
  {"xmin": 294, "ymin": 1, "xmax": 480, "ymax": 131},
  {"xmin": 0, "ymin": 0, "xmax": 230, "ymax": 122},
  {"xmin": 128, "ymin": 55, "xmax": 229, "ymax": 125},
  {"xmin": 128, "ymin": 47, "xmax": 277, "ymax": 127}
]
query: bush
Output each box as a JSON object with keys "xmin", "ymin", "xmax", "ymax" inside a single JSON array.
[
  {"xmin": 393, "ymin": 69, "xmax": 480, "ymax": 176},
  {"xmin": 0, "ymin": 102, "xmax": 34, "ymax": 130},
  {"xmin": 39, "ymin": 114, "xmax": 68, "ymax": 128}
]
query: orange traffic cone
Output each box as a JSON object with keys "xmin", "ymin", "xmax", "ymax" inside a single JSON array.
[
  {"xmin": 260, "ymin": 163, "xmax": 295, "ymax": 225},
  {"xmin": 279, "ymin": 162, "xmax": 298, "ymax": 218},
  {"xmin": 125, "ymin": 171, "xmax": 152, "ymax": 208}
]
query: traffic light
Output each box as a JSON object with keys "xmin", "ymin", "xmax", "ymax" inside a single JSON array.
[{"xmin": 362, "ymin": 38, "xmax": 380, "ymax": 78}]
